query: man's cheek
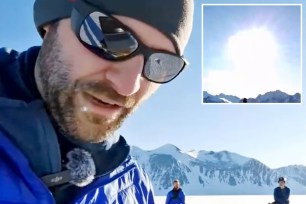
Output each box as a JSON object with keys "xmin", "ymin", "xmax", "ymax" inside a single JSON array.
[{"xmin": 140, "ymin": 82, "xmax": 160, "ymax": 101}]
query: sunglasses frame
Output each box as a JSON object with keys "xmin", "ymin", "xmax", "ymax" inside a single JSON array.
[{"xmin": 71, "ymin": 1, "xmax": 188, "ymax": 84}]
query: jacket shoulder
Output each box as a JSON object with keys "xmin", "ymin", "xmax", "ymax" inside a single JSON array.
[
  {"xmin": 0, "ymin": 46, "xmax": 41, "ymax": 100},
  {"xmin": 180, "ymin": 189, "xmax": 185, "ymax": 195},
  {"xmin": 0, "ymin": 47, "xmax": 20, "ymax": 98},
  {"xmin": 0, "ymin": 129, "xmax": 54, "ymax": 203},
  {"xmin": 166, "ymin": 190, "xmax": 172, "ymax": 196},
  {"xmin": 0, "ymin": 47, "xmax": 19, "ymax": 65},
  {"xmin": 72, "ymin": 156, "xmax": 155, "ymax": 203}
]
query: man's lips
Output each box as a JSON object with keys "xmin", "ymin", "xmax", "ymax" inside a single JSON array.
[
  {"xmin": 78, "ymin": 92, "xmax": 124, "ymax": 120},
  {"xmin": 90, "ymin": 95, "xmax": 119, "ymax": 108},
  {"xmin": 86, "ymin": 90, "xmax": 126, "ymax": 107},
  {"xmin": 83, "ymin": 92, "xmax": 121, "ymax": 108}
]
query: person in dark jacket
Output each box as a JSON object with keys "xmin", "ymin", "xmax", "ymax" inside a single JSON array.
[
  {"xmin": 165, "ymin": 179, "xmax": 185, "ymax": 204},
  {"xmin": 0, "ymin": 0, "xmax": 194, "ymax": 203},
  {"xmin": 274, "ymin": 177, "xmax": 290, "ymax": 204}
]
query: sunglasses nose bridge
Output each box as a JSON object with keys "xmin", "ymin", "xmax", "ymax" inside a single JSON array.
[
  {"xmin": 130, "ymin": 44, "xmax": 152, "ymax": 76},
  {"xmin": 135, "ymin": 43, "xmax": 152, "ymax": 61}
]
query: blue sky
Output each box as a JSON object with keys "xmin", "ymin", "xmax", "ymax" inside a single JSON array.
[
  {"xmin": 202, "ymin": 5, "xmax": 301, "ymax": 98},
  {"xmin": 1, "ymin": 0, "xmax": 305, "ymax": 169}
]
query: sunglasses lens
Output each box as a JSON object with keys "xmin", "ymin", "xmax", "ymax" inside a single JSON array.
[
  {"xmin": 143, "ymin": 53, "xmax": 186, "ymax": 83},
  {"xmin": 79, "ymin": 12, "xmax": 138, "ymax": 60}
]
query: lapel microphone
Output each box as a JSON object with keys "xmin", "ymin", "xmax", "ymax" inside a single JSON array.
[{"xmin": 41, "ymin": 148, "xmax": 96, "ymax": 187}]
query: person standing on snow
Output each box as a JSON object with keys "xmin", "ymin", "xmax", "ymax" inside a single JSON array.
[
  {"xmin": 166, "ymin": 179, "xmax": 185, "ymax": 204},
  {"xmin": 274, "ymin": 177, "xmax": 290, "ymax": 204}
]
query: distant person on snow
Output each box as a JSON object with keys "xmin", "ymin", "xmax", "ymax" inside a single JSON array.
[
  {"xmin": 242, "ymin": 98, "xmax": 248, "ymax": 103},
  {"xmin": 273, "ymin": 177, "xmax": 290, "ymax": 204},
  {"xmin": 166, "ymin": 179, "xmax": 185, "ymax": 204}
]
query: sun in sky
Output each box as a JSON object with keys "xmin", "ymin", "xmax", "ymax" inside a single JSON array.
[
  {"xmin": 225, "ymin": 27, "xmax": 282, "ymax": 97},
  {"xmin": 227, "ymin": 27, "xmax": 278, "ymax": 68},
  {"xmin": 203, "ymin": 26, "xmax": 299, "ymax": 98}
]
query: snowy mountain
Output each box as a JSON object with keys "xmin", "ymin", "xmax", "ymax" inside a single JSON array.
[
  {"xmin": 203, "ymin": 90, "xmax": 301, "ymax": 103},
  {"xmin": 131, "ymin": 144, "xmax": 306, "ymax": 195},
  {"xmin": 203, "ymin": 91, "xmax": 228, "ymax": 103},
  {"xmin": 216, "ymin": 93, "xmax": 241, "ymax": 103},
  {"xmin": 254, "ymin": 90, "xmax": 301, "ymax": 103}
]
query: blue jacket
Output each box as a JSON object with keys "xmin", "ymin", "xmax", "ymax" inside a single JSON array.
[
  {"xmin": 0, "ymin": 47, "xmax": 155, "ymax": 203},
  {"xmin": 274, "ymin": 186, "xmax": 290, "ymax": 204},
  {"xmin": 165, "ymin": 188, "xmax": 185, "ymax": 204}
]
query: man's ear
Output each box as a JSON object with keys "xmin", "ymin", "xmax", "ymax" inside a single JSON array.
[{"xmin": 41, "ymin": 25, "xmax": 51, "ymax": 39}]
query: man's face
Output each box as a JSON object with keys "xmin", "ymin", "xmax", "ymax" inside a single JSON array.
[
  {"xmin": 35, "ymin": 15, "xmax": 176, "ymax": 142},
  {"xmin": 173, "ymin": 181, "xmax": 180, "ymax": 189},
  {"xmin": 279, "ymin": 181, "xmax": 285, "ymax": 188}
]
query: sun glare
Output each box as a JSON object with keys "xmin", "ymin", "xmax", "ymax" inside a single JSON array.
[{"xmin": 227, "ymin": 28, "xmax": 278, "ymax": 68}]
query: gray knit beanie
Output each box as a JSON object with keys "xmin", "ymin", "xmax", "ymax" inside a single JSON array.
[{"xmin": 33, "ymin": 0, "xmax": 194, "ymax": 55}]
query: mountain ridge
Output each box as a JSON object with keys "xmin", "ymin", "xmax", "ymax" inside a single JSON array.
[
  {"xmin": 203, "ymin": 90, "xmax": 301, "ymax": 103},
  {"xmin": 131, "ymin": 144, "xmax": 306, "ymax": 195}
]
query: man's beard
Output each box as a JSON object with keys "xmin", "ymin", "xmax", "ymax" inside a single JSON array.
[{"xmin": 35, "ymin": 25, "xmax": 138, "ymax": 142}]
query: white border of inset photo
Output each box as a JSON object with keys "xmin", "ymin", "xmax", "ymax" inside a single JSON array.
[{"xmin": 201, "ymin": 4, "xmax": 303, "ymax": 105}]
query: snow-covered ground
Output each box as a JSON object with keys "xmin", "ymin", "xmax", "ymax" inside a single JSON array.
[{"xmin": 155, "ymin": 195, "xmax": 306, "ymax": 204}]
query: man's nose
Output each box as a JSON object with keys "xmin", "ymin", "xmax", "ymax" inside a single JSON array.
[{"xmin": 105, "ymin": 55, "xmax": 144, "ymax": 96}]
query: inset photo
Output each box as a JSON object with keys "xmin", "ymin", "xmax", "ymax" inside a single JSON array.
[{"xmin": 202, "ymin": 4, "xmax": 302, "ymax": 104}]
